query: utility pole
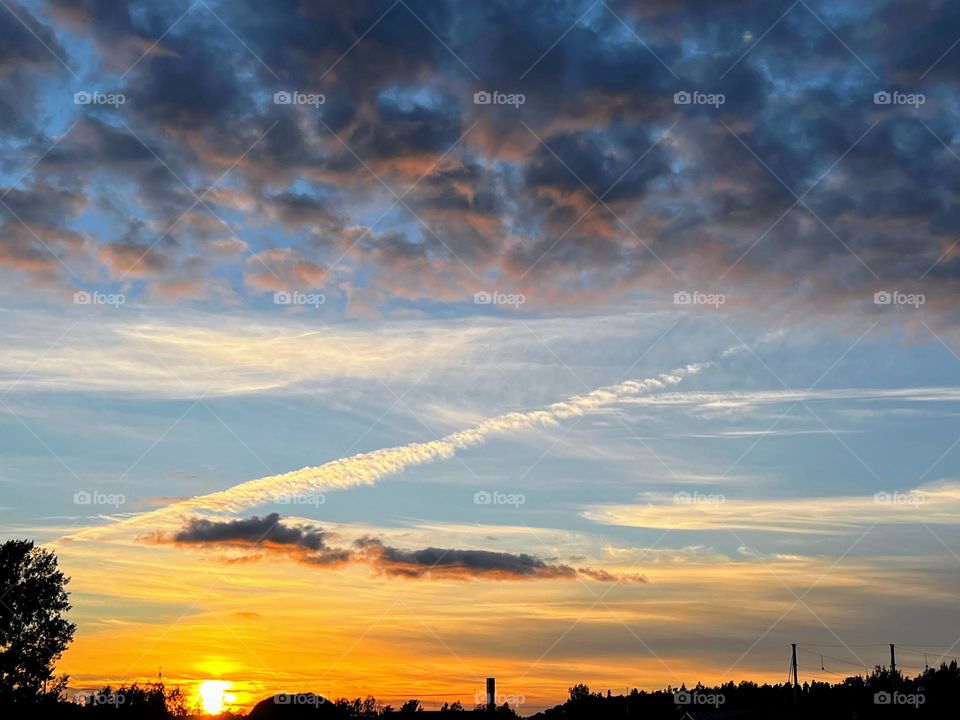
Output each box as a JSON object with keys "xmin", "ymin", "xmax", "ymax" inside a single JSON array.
[
  {"xmin": 890, "ymin": 644, "xmax": 897, "ymax": 675},
  {"xmin": 791, "ymin": 643, "xmax": 799, "ymax": 704}
]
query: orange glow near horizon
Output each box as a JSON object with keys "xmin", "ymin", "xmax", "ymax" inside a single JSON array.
[{"xmin": 53, "ymin": 530, "xmax": 903, "ymax": 714}]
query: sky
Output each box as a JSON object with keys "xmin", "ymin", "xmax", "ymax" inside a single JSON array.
[{"xmin": 2, "ymin": 0, "xmax": 960, "ymax": 714}]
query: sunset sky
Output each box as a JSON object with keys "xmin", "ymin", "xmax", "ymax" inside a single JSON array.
[{"xmin": 2, "ymin": 0, "xmax": 960, "ymax": 714}]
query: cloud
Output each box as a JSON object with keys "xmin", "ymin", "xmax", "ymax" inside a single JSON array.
[
  {"xmin": 353, "ymin": 536, "xmax": 577, "ymax": 580},
  {"xmin": 618, "ymin": 387, "xmax": 960, "ymax": 415},
  {"xmin": 0, "ymin": 1, "xmax": 69, "ymax": 138},
  {"xmin": 74, "ymin": 362, "xmax": 704, "ymax": 538},
  {"xmin": 0, "ymin": 311, "xmax": 494, "ymax": 397},
  {"xmin": 159, "ymin": 511, "xmax": 351, "ymax": 565},
  {"xmin": 154, "ymin": 513, "xmax": 646, "ymax": 582},
  {"xmin": 0, "ymin": 0, "xmax": 957, "ymax": 334},
  {"xmin": 173, "ymin": 512, "xmax": 325, "ymax": 549},
  {"xmin": 584, "ymin": 479, "xmax": 960, "ymax": 535},
  {"xmin": 576, "ymin": 567, "xmax": 647, "ymax": 584},
  {"xmin": 97, "ymin": 241, "xmax": 170, "ymax": 277},
  {"xmin": 244, "ymin": 248, "xmax": 328, "ymax": 292}
]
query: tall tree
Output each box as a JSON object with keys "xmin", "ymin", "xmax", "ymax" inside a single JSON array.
[{"xmin": 0, "ymin": 540, "xmax": 76, "ymax": 704}]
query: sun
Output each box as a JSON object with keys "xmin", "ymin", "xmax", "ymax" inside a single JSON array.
[{"xmin": 197, "ymin": 680, "xmax": 233, "ymax": 715}]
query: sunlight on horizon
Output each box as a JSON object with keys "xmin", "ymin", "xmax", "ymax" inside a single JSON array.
[{"xmin": 197, "ymin": 680, "xmax": 234, "ymax": 715}]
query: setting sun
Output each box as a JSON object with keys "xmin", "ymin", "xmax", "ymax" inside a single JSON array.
[{"xmin": 197, "ymin": 680, "xmax": 233, "ymax": 715}]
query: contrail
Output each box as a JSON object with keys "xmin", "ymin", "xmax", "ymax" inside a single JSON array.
[{"xmin": 72, "ymin": 363, "xmax": 705, "ymax": 539}]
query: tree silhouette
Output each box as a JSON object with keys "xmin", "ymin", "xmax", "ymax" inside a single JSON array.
[
  {"xmin": 397, "ymin": 698, "xmax": 421, "ymax": 715},
  {"xmin": 0, "ymin": 540, "xmax": 76, "ymax": 705}
]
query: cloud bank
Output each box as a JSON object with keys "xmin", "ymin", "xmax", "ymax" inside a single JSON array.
[
  {"xmin": 2, "ymin": 0, "xmax": 959, "ymax": 331},
  {"xmin": 156, "ymin": 512, "xmax": 645, "ymax": 582}
]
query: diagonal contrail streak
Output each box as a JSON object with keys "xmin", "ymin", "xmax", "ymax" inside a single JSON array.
[{"xmin": 73, "ymin": 363, "xmax": 706, "ymax": 538}]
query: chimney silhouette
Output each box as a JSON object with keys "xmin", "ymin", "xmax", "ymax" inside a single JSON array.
[{"xmin": 486, "ymin": 677, "xmax": 496, "ymax": 708}]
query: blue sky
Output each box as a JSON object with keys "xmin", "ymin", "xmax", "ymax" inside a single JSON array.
[{"xmin": 3, "ymin": 0, "xmax": 960, "ymax": 712}]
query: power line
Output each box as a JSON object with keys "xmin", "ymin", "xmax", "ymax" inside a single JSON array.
[
  {"xmin": 796, "ymin": 643, "xmax": 888, "ymax": 648},
  {"xmin": 797, "ymin": 648, "xmax": 866, "ymax": 669}
]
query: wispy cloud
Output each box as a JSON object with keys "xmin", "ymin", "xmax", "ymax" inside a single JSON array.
[
  {"xmin": 73, "ymin": 363, "xmax": 705, "ymax": 538},
  {"xmin": 585, "ymin": 479, "xmax": 960, "ymax": 534},
  {"xmin": 621, "ymin": 387, "xmax": 960, "ymax": 414},
  {"xmin": 0, "ymin": 311, "xmax": 492, "ymax": 397}
]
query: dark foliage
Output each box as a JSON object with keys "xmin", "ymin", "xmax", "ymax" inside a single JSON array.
[
  {"xmin": 0, "ymin": 539, "xmax": 76, "ymax": 705},
  {"xmin": 531, "ymin": 662, "xmax": 960, "ymax": 719}
]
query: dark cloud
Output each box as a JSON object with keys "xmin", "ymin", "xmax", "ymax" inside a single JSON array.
[
  {"xmin": 158, "ymin": 514, "xmax": 641, "ymax": 582},
  {"xmin": 168, "ymin": 512, "xmax": 351, "ymax": 565},
  {"xmin": 262, "ymin": 192, "xmax": 345, "ymax": 232},
  {"xmin": 524, "ymin": 126, "xmax": 673, "ymax": 203},
  {"xmin": 0, "ymin": 0, "xmax": 958, "ymax": 330},
  {"xmin": 173, "ymin": 512, "xmax": 326, "ymax": 550},
  {"xmin": 353, "ymin": 536, "xmax": 577, "ymax": 580},
  {"xmin": 0, "ymin": 2, "xmax": 69, "ymax": 137}
]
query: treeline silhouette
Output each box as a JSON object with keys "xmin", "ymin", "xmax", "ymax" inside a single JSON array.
[
  {"xmin": 529, "ymin": 662, "xmax": 959, "ymax": 718},
  {"xmin": 24, "ymin": 662, "xmax": 960, "ymax": 718}
]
